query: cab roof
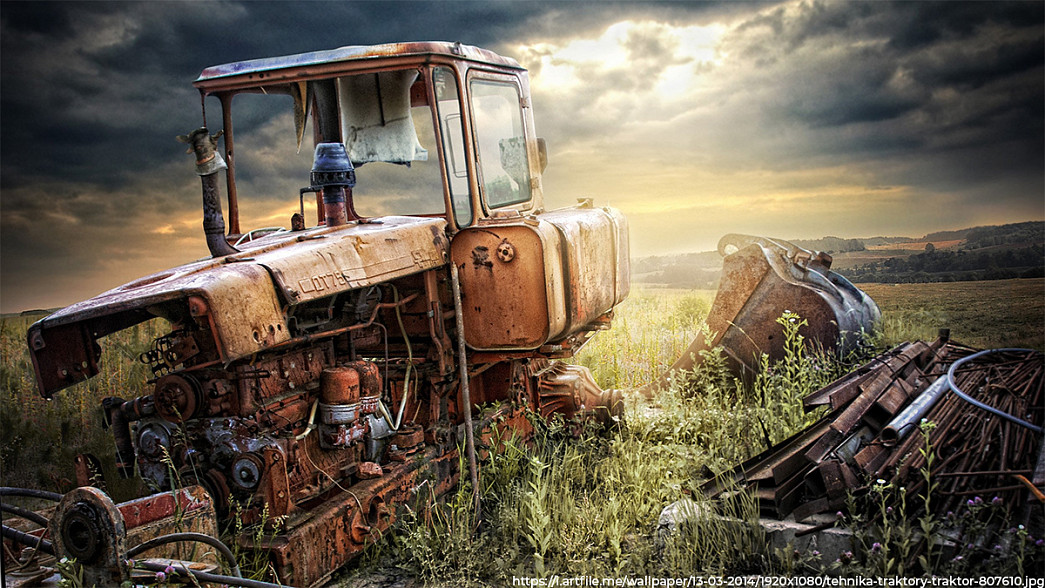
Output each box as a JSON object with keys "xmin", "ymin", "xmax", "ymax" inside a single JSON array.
[{"xmin": 195, "ymin": 41, "xmax": 523, "ymax": 89}]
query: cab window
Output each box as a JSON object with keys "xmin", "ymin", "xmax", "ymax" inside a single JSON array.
[
  {"xmin": 338, "ymin": 69, "xmax": 444, "ymax": 218},
  {"xmin": 469, "ymin": 79, "xmax": 530, "ymax": 208},
  {"xmin": 433, "ymin": 67, "xmax": 471, "ymax": 227}
]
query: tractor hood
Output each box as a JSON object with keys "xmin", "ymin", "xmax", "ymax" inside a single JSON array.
[{"xmin": 28, "ymin": 216, "xmax": 449, "ymax": 398}]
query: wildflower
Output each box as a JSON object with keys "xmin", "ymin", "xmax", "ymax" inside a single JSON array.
[
  {"xmin": 836, "ymin": 511, "xmax": 844, "ymax": 518},
  {"xmin": 877, "ymin": 479, "xmax": 886, "ymax": 485},
  {"xmin": 840, "ymin": 551, "xmax": 854, "ymax": 563},
  {"xmin": 994, "ymin": 545, "xmax": 1003, "ymax": 551},
  {"xmin": 967, "ymin": 499, "xmax": 976, "ymax": 507},
  {"xmin": 991, "ymin": 496, "xmax": 1003, "ymax": 505},
  {"xmin": 953, "ymin": 555, "xmax": 964, "ymax": 562},
  {"xmin": 946, "ymin": 511, "xmax": 954, "ymax": 520},
  {"xmin": 1009, "ymin": 527, "xmax": 1018, "ymax": 534},
  {"xmin": 973, "ymin": 496, "xmax": 983, "ymax": 505},
  {"xmin": 156, "ymin": 571, "xmax": 167, "ymax": 582},
  {"xmin": 886, "ymin": 506, "xmax": 893, "ymax": 515},
  {"xmin": 871, "ymin": 542, "xmax": 882, "ymax": 553},
  {"xmin": 1035, "ymin": 539, "xmax": 1044, "ymax": 547},
  {"xmin": 812, "ymin": 550, "xmax": 820, "ymax": 557},
  {"xmin": 164, "ymin": 565, "xmax": 175, "ymax": 575}
]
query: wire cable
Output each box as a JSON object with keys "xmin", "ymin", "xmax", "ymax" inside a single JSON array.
[
  {"xmin": 946, "ymin": 348, "xmax": 1043, "ymax": 434},
  {"xmin": 125, "ymin": 531, "xmax": 241, "ymax": 578}
]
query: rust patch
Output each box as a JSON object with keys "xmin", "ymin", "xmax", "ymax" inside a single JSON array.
[{"xmin": 471, "ymin": 246, "xmax": 493, "ymax": 270}]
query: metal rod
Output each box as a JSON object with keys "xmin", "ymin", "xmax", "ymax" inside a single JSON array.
[
  {"xmin": 1, "ymin": 524, "xmax": 53, "ymax": 555},
  {"xmin": 0, "ymin": 502, "xmax": 49, "ymax": 528},
  {"xmin": 125, "ymin": 531, "xmax": 241, "ymax": 578},
  {"xmin": 449, "ymin": 263, "xmax": 480, "ymax": 517},
  {"xmin": 0, "ymin": 487, "xmax": 62, "ymax": 502},
  {"xmin": 137, "ymin": 560, "xmax": 281, "ymax": 588},
  {"xmin": 935, "ymin": 469, "xmax": 1033, "ymax": 478},
  {"xmin": 947, "ymin": 349, "xmax": 1043, "ymax": 433}
]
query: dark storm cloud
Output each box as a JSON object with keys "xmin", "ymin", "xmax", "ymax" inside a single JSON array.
[
  {"xmin": 1, "ymin": 0, "xmax": 1042, "ymax": 312},
  {"xmin": 0, "ymin": 0, "xmax": 723, "ymax": 311},
  {"xmin": 0, "ymin": 0, "xmax": 721, "ymax": 191},
  {"xmin": 712, "ymin": 1, "xmax": 1044, "ymax": 179}
]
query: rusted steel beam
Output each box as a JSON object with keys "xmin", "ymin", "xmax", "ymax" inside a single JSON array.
[
  {"xmin": 706, "ymin": 340, "xmax": 1044, "ymax": 549},
  {"xmin": 826, "ymin": 342, "xmax": 928, "ymax": 434},
  {"xmin": 864, "ymin": 372, "xmax": 919, "ymax": 431},
  {"xmin": 803, "ymin": 342, "xmax": 911, "ymax": 409}
]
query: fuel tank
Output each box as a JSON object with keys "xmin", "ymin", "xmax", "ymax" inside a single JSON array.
[{"xmin": 450, "ymin": 201, "xmax": 629, "ymax": 351}]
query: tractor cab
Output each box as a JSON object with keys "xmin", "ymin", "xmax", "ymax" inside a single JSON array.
[{"xmin": 193, "ymin": 41, "xmax": 547, "ymax": 239}]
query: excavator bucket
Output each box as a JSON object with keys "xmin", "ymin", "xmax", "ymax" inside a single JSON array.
[{"xmin": 641, "ymin": 234, "xmax": 880, "ymax": 394}]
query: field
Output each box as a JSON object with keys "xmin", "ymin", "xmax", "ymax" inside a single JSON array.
[
  {"xmin": 1, "ymin": 278, "xmax": 1042, "ymax": 584},
  {"xmin": 573, "ymin": 278, "xmax": 1044, "ymax": 392},
  {"xmin": 859, "ymin": 279, "xmax": 1044, "ymax": 350}
]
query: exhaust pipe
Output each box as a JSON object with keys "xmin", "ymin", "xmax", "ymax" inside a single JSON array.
[{"xmin": 177, "ymin": 127, "xmax": 239, "ymax": 257}]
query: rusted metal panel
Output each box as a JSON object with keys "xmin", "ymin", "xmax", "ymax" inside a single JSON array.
[
  {"xmin": 449, "ymin": 205, "xmax": 627, "ymax": 352},
  {"xmin": 28, "ymin": 260, "xmax": 288, "ymax": 397},
  {"xmin": 27, "ymin": 217, "xmax": 447, "ymax": 397},
  {"xmin": 193, "ymin": 264, "xmax": 291, "ymax": 361},
  {"xmin": 27, "ymin": 321, "xmax": 101, "ymax": 398},
  {"xmin": 121, "ymin": 486, "xmax": 219, "ymax": 565},
  {"xmin": 254, "ymin": 216, "xmax": 449, "ymax": 305},
  {"xmin": 195, "ymin": 42, "xmax": 524, "ymax": 87},
  {"xmin": 450, "ymin": 217, "xmax": 567, "ymax": 350},
  {"xmin": 540, "ymin": 203, "xmax": 630, "ymax": 336}
]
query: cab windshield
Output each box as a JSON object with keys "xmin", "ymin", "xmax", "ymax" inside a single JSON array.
[{"xmin": 220, "ymin": 66, "xmax": 465, "ymax": 234}]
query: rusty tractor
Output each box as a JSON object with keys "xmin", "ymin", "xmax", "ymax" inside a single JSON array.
[{"xmin": 4, "ymin": 42, "xmax": 879, "ymax": 587}]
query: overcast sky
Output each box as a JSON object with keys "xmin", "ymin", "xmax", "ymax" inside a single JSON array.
[{"xmin": 2, "ymin": 1, "xmax": 1042, "ymax": 313}]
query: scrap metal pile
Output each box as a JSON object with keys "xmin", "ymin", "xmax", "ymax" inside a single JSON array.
[{"xmin": 704, "ymin": 335, "xmax": 1044, "ymax": 526}]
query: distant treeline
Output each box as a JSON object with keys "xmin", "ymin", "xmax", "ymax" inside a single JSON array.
[
  {"xmin": 633, "ymin": 221, "xmax": 1044, "ymax": 287},
  {"xmin": 963, "ymin": 221, "xmax": 1044, "ymax": 249},
  {"xmin": 789, "ymin": 236, "xmax": 867, "ymax": 253},
  {"xmin": 846, "ymin": 244, "xmax": 1044, "ymax": 283}
]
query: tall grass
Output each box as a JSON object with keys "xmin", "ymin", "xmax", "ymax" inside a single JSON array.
[
  {"xmin": 574, "ymin": 288, "xmax": 710, "ymax": 389},
  {"xmin": 368, "ymin": 289, "xmax": 859, "ymax": 586},
  {"xmin": 0, "ymin": 314, "xmax": 163, "ymax": 499},
  {"xmin": 4, "ymin": 280, "xmax": 1040, "ymax": 585}
]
